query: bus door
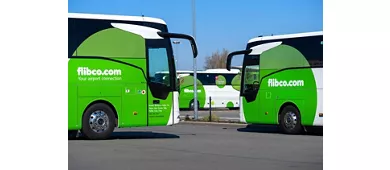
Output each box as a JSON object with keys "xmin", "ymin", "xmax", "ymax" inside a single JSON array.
[
  {"xmin": 240, "ymin": 55, "xmax": 261, "ymax": 123},
  {"xmin": 145, "ymin": 32, "xmax": 198, "ymax": 126},
  {"xmin": 146, "ymin": 39, "xmax": 175, "ymax": 126}
]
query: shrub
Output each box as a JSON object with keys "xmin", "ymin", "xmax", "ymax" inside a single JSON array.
[{"xmin": 201, "ymin": 113, "xmax": 220, "ymax": 122}]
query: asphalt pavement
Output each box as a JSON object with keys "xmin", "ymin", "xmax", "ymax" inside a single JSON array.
[{"xmin": 69, "ymin": 123, "xmax": 323, "ymax": 170}]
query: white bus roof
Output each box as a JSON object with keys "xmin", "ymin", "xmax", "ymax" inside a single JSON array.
[
  {"xmin": 68, "ymin": 13, "xmax": 167, "ymax": 25},
  {"xmin": 231, "ymin": 66, "xmax": 242, "ymax": 69},
  {"xmin": 177, "ymin": 69, "xmax": 240, "ymax": 74},
  {"xmin": 156, "ymin": 70, "xmax": 198, "ymax": 74},
  {"xmin": 177, "ymin": 70, "xmax": 194, "ymax": 73},
  {"xmin": 157, "ymin": 69, "xmax": 240, "ymax": 75},
  {"xmin": 202, "ymin": 69, "xmax": 240, "ymax": 73},
  {"xmin": 248, "ymin": 31, "xmax": 323, "ymax": 43}
]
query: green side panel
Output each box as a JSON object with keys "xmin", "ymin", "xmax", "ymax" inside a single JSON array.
[
  {"xmin": 243, "ymin": 44, "xmax": 317, "ymax": 125},
  {"xmin": 121, "ymin": 82, "xmax": 148, "ymax": 127},
  {"xmin": 242, "ymin": 97, "xmax": 260, "ymax": 123},
  {"xmin": 74, "ymin": 28, "xmax": 145, "ymax": 58},
  {"xmin": 178, "ymin": 75, "xmax": 206, "ymax": 109},
  {"xmin": 115, "ymin": 58, "xmax": 148, "ymax": 127},
  {"xmin": 226, "ymin": 101, "xmax": 234, "ymax": 108},
  {"xmin": 259, "ymin": 45, "xmax": 310, "ymax": 78},
  {"xmin": 68, "ymin": 25, "xmax": 149, "ymax": 130},
  {"xmin": 68, "ymin": 58, "xmax": 148, "ymax": 129},
  {"xmin": 256, "ymin": 68, "xmax": 316, "ymax": 125},
  {"xmin": 215, "ymin": 75, "xmax": 226, "ymax": 88},
  {"xmin": 68, "ymin": 78, "xmax": 78, "ymax": 130},
  {"xmin": 148, "ymin": 91, "xmax": 173, "ymax": 126},
  {"xmin": 231, "ymin": 74, "xmax": 241, "ymax": 91},
  {"xmin": 77, "ymin": 85, "xmax": 122, "ymax": 97}
]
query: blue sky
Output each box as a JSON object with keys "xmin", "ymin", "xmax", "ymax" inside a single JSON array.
[{"xmin": 69, "ymin": 0, "xmax": 323, "ymax": 70}]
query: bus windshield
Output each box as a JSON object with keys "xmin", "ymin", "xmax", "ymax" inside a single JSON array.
[
  {"xmin": 242, "ymin": 55, "xmax": 260, "ymax": 94},
  {"xmin": 146, "ymin": 38, "xmax": 176, "ymax": 89},
  {"xmin": 148, "ymin": 48, "xmax": 172, "ymax": 86}
]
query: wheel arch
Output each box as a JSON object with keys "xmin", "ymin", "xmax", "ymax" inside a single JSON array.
[
  {"xmin": 82, "ymin": 100, "xmax": 119, "ymax": 127},
  {"xmin": 189, "ymin": 99, "xmax": 200, "ymax": 109},
  {"xmin": 277, "ymin": 101, "xmax": 300, "ymax": 124}
]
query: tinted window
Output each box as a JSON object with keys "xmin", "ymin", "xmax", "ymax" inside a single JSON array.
[
  {"xmin": 241, "ymin": 55, "xmax": 260, "ymax": 94},
  {"xmin": 69, "ymin": 18, "xmax": 168, "ymax": 58},
  {"xmin": 146, "ymin": 39, "xmax": 175, "ymax": 88},
  {"xmin": 219, "ymin": 74, "xmax": 236, "ymax": 85},
  {"xmin": 189, "ymin": 73, "xmax": 237, "ymax": 85},
  {"xmin": 196, "ymin": 73, "xmax": 214, "ymax": 85},
  {"xmin": 247, "ymin": 35, "xmax": 323, "ymax": 67}
]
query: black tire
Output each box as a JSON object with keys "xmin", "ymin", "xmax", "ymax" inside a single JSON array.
[
  {"xmin": 278, "ymin": 105, "xmax": 303, "ymax": 134},
  {"xmin": 189, "ymin": 100, "xmax": 199, "ymax": 110},
  {"xmin": 81, "ymin": 103, "xmax": 116, "ymax": 140}
]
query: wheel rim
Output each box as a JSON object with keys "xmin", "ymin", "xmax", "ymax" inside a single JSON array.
[
  {"xmin": 284, "ymin": 111, "xmax": 298, "ymax": 130},
  {"xmin": 89, "ymin": 110, "xmax": 110, "ymax": 133},
  {"xmin": 190, "ymin": 102, "xmax": 194, "ymax": 109}
]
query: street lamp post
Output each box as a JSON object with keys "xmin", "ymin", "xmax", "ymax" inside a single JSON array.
[
  {"xmin": 192, "ymin": 0, "xmax": 198, "ymax": 120},
  {"xmin": 173, "ymin": 40, "xmax": 180, "ymax": 69}
]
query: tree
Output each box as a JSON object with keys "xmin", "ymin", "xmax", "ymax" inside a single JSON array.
[{"xmin": 204, "ymin": 48, "xmax": 229, "ymax": 69}]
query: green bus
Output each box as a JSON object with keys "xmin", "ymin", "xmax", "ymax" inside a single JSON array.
[
  {"xmin": 68, "ymin": 13, "xmax": 198, "ymax": 140},
  {"xmin": 226, "ymin": 31, "xmax": 323, "ymax": 134}
]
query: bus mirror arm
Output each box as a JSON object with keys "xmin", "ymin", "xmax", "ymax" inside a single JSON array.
[
  {"xmin": 157, "ymin": 32, "xmax": 198, "ymax": 58},
  {"xmin": 226, "ymin": 49, "xmax": 252, "ymax": 71}
]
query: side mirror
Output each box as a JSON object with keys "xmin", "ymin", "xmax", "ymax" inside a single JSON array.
[
  {"xmin": 157, "ymin": 32, "xmax": 198, "ymax": 58},
  {"xmin": 226, "ymin": 49, "xmax": 251, "ymax": 71}
]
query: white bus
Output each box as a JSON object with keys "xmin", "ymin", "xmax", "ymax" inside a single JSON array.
[{"xmin": 177, "ymin": 69, "xmax": 241, "ymax": 110}]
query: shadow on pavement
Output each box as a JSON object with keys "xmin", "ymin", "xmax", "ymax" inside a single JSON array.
[
  {"xmin": 70, "ymin": 131, "xmax": 180, "ymax": 140},
  {"xmin": 109, "ymin": 131, "xmax": 181, "ymax": 140},
  {"xmin": 237, "ymin": 124, "xmax": 323, "ymax": 136},
  {"xmin": 237, "ymin": 124, "xmax": 279, "ymax": 134},
  {"xmin": 304, "ymin": 126, "xmax": 323, "ymax": 136}
]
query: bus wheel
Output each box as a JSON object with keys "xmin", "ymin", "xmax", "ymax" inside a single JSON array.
[
  {"xmin": 278, "ymin": 105, "xmax": 303, "ymax": 134},
  {"xmin": 189, "ymin": 100, "xmax": 199, "ymax": 110},
  {"xmin": 82, "ymin": 103, "xmax": 115, "ymax": 140}
]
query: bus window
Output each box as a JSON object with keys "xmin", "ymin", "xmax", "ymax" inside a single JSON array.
[
  {"xmin": 242, "ymin": 55, "xmax": 260, "ymax": 94},
  {"xmin": 148, "ymin": 48, "xmax": 171, "ymax": 86}
]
